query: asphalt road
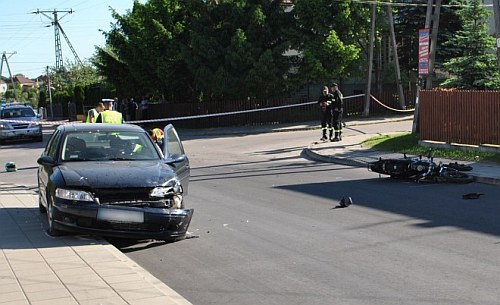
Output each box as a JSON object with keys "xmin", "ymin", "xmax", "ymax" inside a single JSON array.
[
  {"xmin": 2, "ymin": 122, "xmax": 500, "ymax": 305},
  {"xmin": 115, "ymin": 124, "xmax": 500, "ymax": 305}
]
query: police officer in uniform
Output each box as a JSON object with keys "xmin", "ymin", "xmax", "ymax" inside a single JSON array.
[
  {"xmin": 85, "ymin": 102, "xmax": 104, "ymax": 123},
  {"xmin": 96, "ymin": 99, "xmax": 123, "ymax": 124},
  {"xmin": 330, "ymin": 83, "xmax": 344, "ymax": 141},
  {"xmin": 318, "ymin": 86, "xmax": 334, "ymax": 141}
]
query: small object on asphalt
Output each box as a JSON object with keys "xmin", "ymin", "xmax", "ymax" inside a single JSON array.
[
  {"xmin": 462, "ymin": 192, "xmax": 484, "ymax": 199},
  {"xmin": 185, "ymin": 232, "xmax": 200, "ymax": 239},
  {"xmin": 5, "ymin": 162, "xmax": 16, "ymax": 172},
  {"xmin": 339, "ymin": 196, "xmax": 353, "ymax": 207}
]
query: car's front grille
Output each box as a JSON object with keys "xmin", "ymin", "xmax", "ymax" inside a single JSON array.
[
  {"xmin": 94, "ymin": 188, "xmax": 173, "ymax": 208},
  {"xmin": 12, "ymin": 124, "xmax": 30, "ymax": 129},
  {"xmin": 96, "ymin": 188, "xmax": 151, "ymax": 202}
]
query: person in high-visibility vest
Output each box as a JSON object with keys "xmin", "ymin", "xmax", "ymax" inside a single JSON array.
[
  {"xmin": 85, "ymin": 102, "xmax": 104, "ymax": 123},
  {"xmin": 149, "ymin": 128, "xmax": 164, "ymax": 144},
  {"xmin": 96, "ymin": 99, "xmax": 123, "ymax": 124}
]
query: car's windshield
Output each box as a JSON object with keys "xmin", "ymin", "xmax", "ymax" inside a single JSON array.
[
  {"xmin": 1, "ymin": 107, "xmax": 35, "ymax": 119},
  {"xmin": 61, "ymin": 130, "xmax": 160, "ymax": 161}
]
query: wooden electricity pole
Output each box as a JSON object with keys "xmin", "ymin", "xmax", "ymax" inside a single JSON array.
[
  {"xmin": 425, "ymin": 0, "xmax": 442, "ymax": 89},
  {"xmin": 364, "ymin": 3, "xmax": 377, "ymax": 116},
  {"xmin": 387, "ymin": 4, "xmax": 406, "ymax": 109}
]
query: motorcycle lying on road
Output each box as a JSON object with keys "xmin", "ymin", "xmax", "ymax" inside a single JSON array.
[{"xmin": 367, "ymin": 152, "xmax": 474, "ymax": 183}]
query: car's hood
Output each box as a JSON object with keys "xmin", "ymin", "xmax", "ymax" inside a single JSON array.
[{"xmin": 58, "ymin": 160, "xmax": 176, "ymax": 188}]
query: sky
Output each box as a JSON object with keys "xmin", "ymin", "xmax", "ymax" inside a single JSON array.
[{"xmin": 0, "ymin": 0, "xmax": 138, "ymax": 79}]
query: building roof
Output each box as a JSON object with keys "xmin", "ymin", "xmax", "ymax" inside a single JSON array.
[{"xmin": 14, "ymin": 75, "xmax": 35, "ymax": 85}]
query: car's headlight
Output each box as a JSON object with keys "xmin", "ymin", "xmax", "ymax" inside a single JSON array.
[
  {"xmin": 55, "ymin": 188, "xmax": 94, "ymax": 202},
  {"xmin": 0, "ymin": 122, "xmax": 12, "ymax": 130},
  {"xmin": 150, "ymin": 178, "xmax": 183, "ymax": 197}
]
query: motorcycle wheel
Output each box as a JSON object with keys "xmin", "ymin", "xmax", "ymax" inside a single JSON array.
[
  {"xmin": 446, "ymin": 162, "xmax": 473, "ymax": 172},
  {"xmin": 440, "ymin": 169, "xmax": 475, "ymax": 183}
]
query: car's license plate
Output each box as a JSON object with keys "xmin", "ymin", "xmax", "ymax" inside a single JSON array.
[{"xmin": 97, "ymin": 209, "xmax": 144, "ymax": 223}]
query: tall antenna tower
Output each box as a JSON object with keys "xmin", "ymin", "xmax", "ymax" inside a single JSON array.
[{"xmin": 32, "ymin": 9, "xmax": 83, "ymax": 71}]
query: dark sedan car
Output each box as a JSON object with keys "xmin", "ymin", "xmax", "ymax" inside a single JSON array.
[{"xmin": 37, "ymin": 123, "xmax": 192, "ymax": 241}]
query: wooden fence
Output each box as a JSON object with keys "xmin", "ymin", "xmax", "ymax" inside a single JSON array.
[{"xmin": 419, "ymin": 90, "xmax": 500, "ymax": 145}]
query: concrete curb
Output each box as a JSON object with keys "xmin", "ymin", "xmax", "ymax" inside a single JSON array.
[
  {"xmin": 104, "ymin": 244, "xmax": 194, "ymax": 305},
  {"xmin": 303, "ymin": 146, "xmax": 369, "ymax": 168}
]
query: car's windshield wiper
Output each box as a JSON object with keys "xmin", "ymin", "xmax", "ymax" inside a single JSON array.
[{"xmin": 108, "ymin": 157, "xmax": 135, "ymax": 161}]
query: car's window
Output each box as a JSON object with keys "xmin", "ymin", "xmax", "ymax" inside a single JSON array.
[
  {"xmin": 0, "ymin": 107, "xmax": 35, "ymax": 119},
  {"xmin": 164, "ymin": 127, "xmax": 185, "ymax": 158},
  {"xmin": 61, "ymin": 130, "xmax": 160, "ymax": 161},
  {"xmin": 46, "ymin": 130, "xmax": 62, "ymax": 159}
]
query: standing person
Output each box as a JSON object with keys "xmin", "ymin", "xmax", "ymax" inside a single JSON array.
[
  {"xmin": 95, "ymin": 99, "xmax": 123, "ymax": 124},
  {"xmin": 318, "ymin": 86, "xmax": 334, "ymax": 141},
  {"xmin": 330, "ymin": 83, "xmax": 344, "ymax": 141},
  {"xmin": 113, "ymin": 97, "xmax": 120, "ymax": 113},
  {"xmin": 85, "ymin": 102, "xmax": 104, "ymax": 123},
  {"xmin": 128, "ymin": 98, "xmax": 138, "ymax": 121},
  {"xmin": 120, "ymin": 98, "xmax": 129, "ymax": 121}
]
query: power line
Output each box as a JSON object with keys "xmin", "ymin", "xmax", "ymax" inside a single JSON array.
[{"xmin": 31, "ymin": 9, "xmax": 83, "ymax": 71}]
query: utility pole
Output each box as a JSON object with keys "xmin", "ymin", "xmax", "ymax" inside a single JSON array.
[
  {"xmin": 46, "ymin": 66, "xmax": 54, "ymax": 120},
  {"xmin": 386, "ymin": 4, "xmax": 406, "ymax": 109},
  {"xmin": 0, "ymin": 52, "xmax": 19, "ymax": 102},
  {"xmin": 493, "ymin": 0, "xmax": 500, "ymax": 69},
  {"xmin": 425, "ymin": 0, "xmax": 442, "ymax": 89},
  {"xmin": 32, "ymin": 9, "xmax": 83, "ymax": 71},
  {"xmin": 364, "ymin": 3, "xmax": 377, "ymax": 117},
  {"xmin": 412, "ymin": 0, "xmax": 434, "ymax": 133}
]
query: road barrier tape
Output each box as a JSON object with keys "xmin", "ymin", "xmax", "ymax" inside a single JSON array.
[
  {"xmin": 126, "ymin": 94, "xmax": 367, "ymax": 124},
  {"xmin": 0, "ymin": 93, "xmax": 410, "ymax": 126},
  {"xmin": 0, "ymin": 119, "xmax": 69, "ymax": 125},
  {"xmin": 369, "ymin": 94, "xmax": 415, "ymax": 113}
]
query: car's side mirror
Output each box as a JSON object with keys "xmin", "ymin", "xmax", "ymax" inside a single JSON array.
[
  {"xmin": 37, "ymin": 156, "xmax": 57, "ymax": 166},
  {"xmin": 165, "ymin": 154, "xmax": 186, "ymax": 165}
]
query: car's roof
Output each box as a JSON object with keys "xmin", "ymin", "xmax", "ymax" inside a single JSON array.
[
  {"xmin": 57, "ymin": 123, "xmax": 146, "ymax": 133},
  {"xmin": 1, "ymin": 104, "xmax": 33, "ymax": 109}
]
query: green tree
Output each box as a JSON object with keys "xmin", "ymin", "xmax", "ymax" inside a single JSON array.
[
  {"xmin": 94, "ymin": 0, "xmax": 193, "ymax": 100},
  {"xmin": 95, "ymin": 0, "xmax": 293, "ymax": 101},
  {"xmin": 185, "ymin": 0, "xmax": 293, "ymax": 100},
  {"xmin": 440, "ymin": 0, "xmax": 500, "ymax": 89},
  {"xmin": 288, "ymin": 0, "xmax": 368, "ymax": 86}
]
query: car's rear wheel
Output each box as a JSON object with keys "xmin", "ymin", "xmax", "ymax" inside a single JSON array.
[{"xmin": 46, "ymin": 199, "xmax": 61, "ymax": 236}]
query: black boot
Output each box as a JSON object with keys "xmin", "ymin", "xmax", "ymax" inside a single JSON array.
[
  {"xmin": 338, "ymin": 131, "xmax": 342, "ymax": 141},
  {"xmin": 320, "ymin": 129, "xmax": 327, "ymax": 141},
  {"xmin": 333, "ymin": 132, "xmax": 340, "ymax": 142},
  {"xmin": 329, "ymin": 129, "xmax": 334, "ymax": 141}
]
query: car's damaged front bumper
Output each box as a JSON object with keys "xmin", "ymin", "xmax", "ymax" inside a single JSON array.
[{"xmin": 51, "ymin": 200, "xmax": 194, "ymax": 241}]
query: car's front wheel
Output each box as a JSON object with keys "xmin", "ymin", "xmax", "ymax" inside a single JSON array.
[{"xmin": 46, "ymin": 198, "xmax": 61, "ymax": 236}]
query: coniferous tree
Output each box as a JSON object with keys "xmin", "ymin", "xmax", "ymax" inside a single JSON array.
[{"xmin": 440, "ymin": 0, "xmax": 500, "ymax": 89}]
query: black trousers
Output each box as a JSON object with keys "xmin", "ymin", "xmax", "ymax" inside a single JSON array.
[
  {"xmin": 320, "ymin": 110, "xmax": 333, "ymax": 129},
  {"xmin": 332, "ymin": 111, "xmax": 342, "ymax": 131}
]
